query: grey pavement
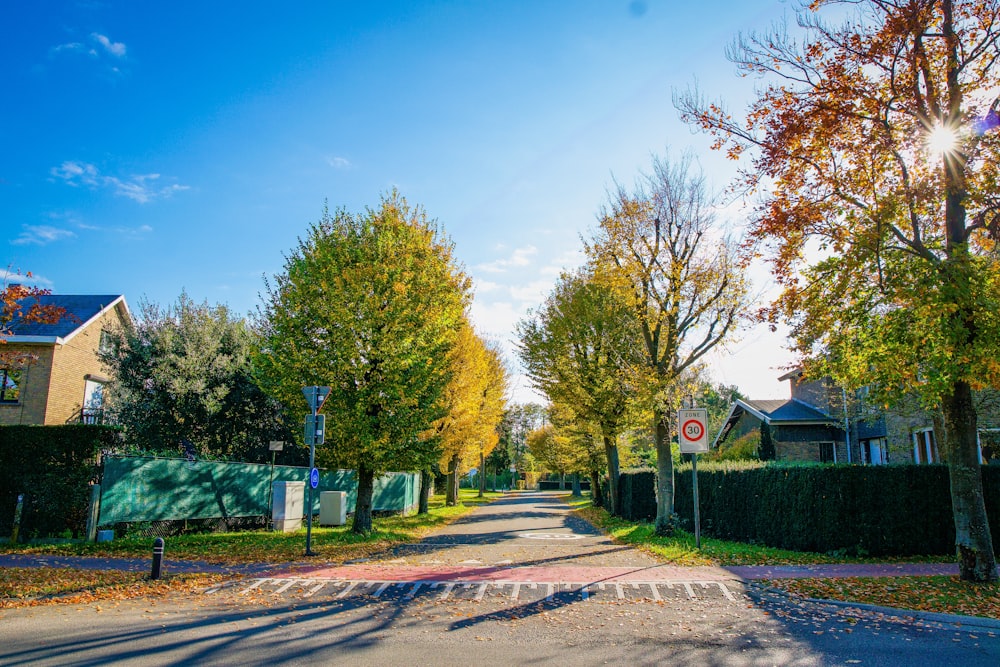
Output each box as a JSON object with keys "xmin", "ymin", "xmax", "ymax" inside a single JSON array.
[{"xmin": 2, "ymin": 490, "xmax": 1000, "ymax": 665}]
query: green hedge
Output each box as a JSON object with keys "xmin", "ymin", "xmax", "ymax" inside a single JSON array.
[
  {"xmin": 0, "ymin": 425, "xmax": 120, "ymax": 539},
  {"xmin": 619, "ymin": 469, "xmax": 657, "ymax": 521},
  {"xmin": 669, "ymin": 463, "xmax": 1000, "ymax": 557}
]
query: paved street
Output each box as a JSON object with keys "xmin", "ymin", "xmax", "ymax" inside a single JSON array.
[{"xmin": 2, "ymin": 491, "xmax": 999, "ymax": 666}]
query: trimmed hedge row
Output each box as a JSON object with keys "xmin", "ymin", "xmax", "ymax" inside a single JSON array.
[
  {"xmin": 618, "ymin": 469, "xmax": 657, "ymax": 521},
  {"xmin": 670, "ymin": 464, "xmax": 1000, "ymax": 556},
  {"xmin": 0, "ymin": 425, "xmax": 119, "ymax": 539}
]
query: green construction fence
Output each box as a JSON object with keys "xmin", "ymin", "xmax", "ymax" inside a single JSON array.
[{"xmin": 98, "ymin": 456, "xmax": 419, "ymax": 526}]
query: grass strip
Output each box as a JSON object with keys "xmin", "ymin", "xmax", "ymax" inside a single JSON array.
[
  {"xmin": 0, "ymin": 490, "xmax": 502, "ymax": 565},
  {"xmin": 764, "ymin": 576, "xmax": 1000, "ymax": 620},
  {"xmin": 564, "ymin": 494, "xmax": 949, "ymax": 567}
]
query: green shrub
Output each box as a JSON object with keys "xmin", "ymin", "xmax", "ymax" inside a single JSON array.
[
  {"xmin": 0, "ymin": 425, "xmax": 120, "ymax": 538},
  {"xmin": 671, "ymin": 462, "xmax": 999, "ymax": 557},
  {"xmin": 618, "ymin": 469, "xmax": 656, "ymax": 521}
]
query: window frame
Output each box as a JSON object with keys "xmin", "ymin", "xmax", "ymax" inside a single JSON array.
[{"xmin": 0, "ymin": 368, "xmax": 22, "ymax": 403}]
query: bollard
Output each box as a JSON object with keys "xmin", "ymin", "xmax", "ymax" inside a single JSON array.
[{"xmin": 151, "ymin": 537, "xmax": 165, "ymax": 580}]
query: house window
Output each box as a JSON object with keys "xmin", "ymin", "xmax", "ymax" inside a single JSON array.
[
  {"xmin": 0, "ymin": 369, "xmax": 21, "ymax": 402},
  {"xmin": 862, "ymin": 437, "xmax": 888, "ymax": 465},
  {"xmin": 819, "ymin": 441, "xmax": 836, "ymax": 463},
  {"xmin": 81, "ymin": 379, "xmax": 105, "ymax": 424},
  {"xmin": 913, "ymin": 428, "xmax": 940, "ymax": 464}
]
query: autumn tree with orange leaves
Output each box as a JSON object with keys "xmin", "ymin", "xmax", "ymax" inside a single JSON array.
[
  {"xmin": 678, "ymin": 0, "xmax": 1000, "ymax": 581},
  {"xmin": 1, "ymin": 271, "xmax": 65, "ymax": 368}
]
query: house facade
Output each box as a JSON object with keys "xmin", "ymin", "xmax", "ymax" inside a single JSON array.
[
  {"xmin": 715, "ymin": 369, "xmax": 998, "ymax": 465},
  {"xmin": 0, "ymin": 294, "xmax": 130, "ymax": 425}
]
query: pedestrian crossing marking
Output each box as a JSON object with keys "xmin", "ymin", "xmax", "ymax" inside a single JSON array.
[{"xmin": 219, "ymin": 577, "xmax": 743, "ymax": 605}]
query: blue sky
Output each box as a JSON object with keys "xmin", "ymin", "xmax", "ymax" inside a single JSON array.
[{"xmin": 2, "ymin": 0, "xmax": 799, "ymax": 402}]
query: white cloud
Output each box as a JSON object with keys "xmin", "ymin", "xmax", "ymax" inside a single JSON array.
[
  {"xmin": 509, "ymin": 280, "xmax": 552, "ymax": 303},
  {"xmin": 472, "ymin": 278, "xmax": 503, "ymax": 294},
  {"xmin": 326, "ymin": 156, "xmax": 352, "ymax": 169},
  {"xmin": 475, "ymin": 245, "xmax": 538, "ymax": 273},
  {"xmin": 51, "ymin": 161, "xmax": 189, "ymax": 203},
  {"xmin": 11, "ymin": 225, "xmax": 77, "ymax": 246},
  {"xmin": 1, "ymin": 269, "xmax": 54, "ymax": 287},
  {"xmin": 91, "ymin": 33, "xmax": 126, "ymax": 57},
  {"xmin": 469, "ymin": 299, "xmax": 522, "ymax": 339},
  {"xmin": 50, "ymin": 42, "xmax": 87, "ymax": 56}
]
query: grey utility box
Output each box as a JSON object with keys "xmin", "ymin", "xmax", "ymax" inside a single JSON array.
[
  {"xmin": 319, "ymin": 491, "xmax": 347, "ymax": 526},
  {"xmin": 272, "ymin": 481, "xmax": 305, "ymax": 532}
]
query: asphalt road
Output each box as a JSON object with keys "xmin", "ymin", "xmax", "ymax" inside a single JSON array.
[{"xmin": 2, "ymin": 491, "xmax": 999, "ymax": 666}]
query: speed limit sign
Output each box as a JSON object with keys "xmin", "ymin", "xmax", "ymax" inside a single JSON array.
[{"xmin": 678, "ymin": 408, "xmax": 709, "ymax": 453}]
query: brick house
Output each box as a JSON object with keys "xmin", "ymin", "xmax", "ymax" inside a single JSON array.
[
  {"xmin": 714, "ymin": 370, "xmax": 868, "ymax": 463},
  {"xmin": 714, "ymin": 369, "xmax": 997, "ymax": 464},
  {"xmin": 0, "ymin": 294, "xmax": 130, "ymax": 425}
]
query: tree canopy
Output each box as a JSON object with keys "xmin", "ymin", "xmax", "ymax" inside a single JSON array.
[
  {"xmin": 434, "ymin": 320, "xmax": 509, "ymax": 504},
  {"xmin": 517, "ymin": 268, "xmax": 640, "ymax": 515},
  {"xmin": 677, "ymin": 0, "xmax": 1000, "ymax": 580},
  {"xmin": 585, "ymin": 152, "xmax": 748, "ymax": 531},
  {"xmin": 1, "ymin": 273, "xmax": 65, "ymax": 368},
  {"xmin": 256, "ymin": 191, "xmax": 469, "ymax": 533},
  {"xmin": 101, "ymin": 292, "xmax": 295, "ymax": 463}
]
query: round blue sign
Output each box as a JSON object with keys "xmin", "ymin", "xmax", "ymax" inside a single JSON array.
[{"xmin": 310, "ymin": 467, "xmax": 320, "ymax": 489}]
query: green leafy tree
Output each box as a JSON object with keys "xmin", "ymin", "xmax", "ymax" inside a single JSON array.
[
  {"xmin": 678, "ymin": 0, "xmax": 1000, "ymax": 581},
  {"xmin": 586, "ymin": 153, "xmax": 749, "ymax": 533},
  {"xmin": 517, "ymin": 269, "xmax": 641, "ymax": 515},
  {"xmin": 256, "ymin": 192, "xmax": 469, "ymax": 534},
  {"xmin": 101, "ymin": 293, "xmax": 296, "ymax": 462}
]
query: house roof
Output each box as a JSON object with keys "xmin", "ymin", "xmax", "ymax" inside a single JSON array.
[
  {"xmin": 749, "ymin": 398, "xmax": 833, "ymax": 423},
  {"xmin": 5, "ymin": 294, "xmax": 129, "ymax": 344},
  {"xmin": 713, "ymin": 397, "xmax": 837, "ymax": 448}
]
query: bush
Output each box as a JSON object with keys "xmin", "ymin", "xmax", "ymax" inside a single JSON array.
[
  {"xmin": 618, "ymin": 469, "xmax": 656, "ymax": 521},
  {"xmin": 0, "ymin": 425, "xmax": 120, "ymax": 539}
]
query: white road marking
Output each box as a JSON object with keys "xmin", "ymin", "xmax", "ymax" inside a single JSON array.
[
  {"xmin": 273, "ymin": 579, "xmax": 300, "ymax": 595},
  {"xmin": 335, "ymin": 581, "xmax": 360, "ymax": 599},
  {"xmin": 222, "ymin": 578, "xmax": 743, "ymax": 604},
  {"xmin": 239, "ymin": 578, "xmax": 270, "ymax": 595}
]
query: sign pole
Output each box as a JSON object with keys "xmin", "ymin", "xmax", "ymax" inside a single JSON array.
[
  {"xmin": 678, "ymin": 406, "xmax": 709, "ymax": 551},
  {"xmin": 692, "ymin": 453, "xmax": 701, "ymax": 549},
  {"xmin": 306, "ymin": 425, "xmax": 315, "ymax": 556},
  {"xmin": 302, "ymin": 386, "xmax": 330, "ymax": 557}
]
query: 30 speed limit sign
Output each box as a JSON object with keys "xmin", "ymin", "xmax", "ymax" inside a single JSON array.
[{"xmin": 678, "ymin": 408, "xmax": 709, "ymax": 453}]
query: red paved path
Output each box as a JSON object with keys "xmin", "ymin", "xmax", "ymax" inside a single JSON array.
[{"xmin": 269, "ymin": 561, "xmax": 961, "ymax": 583}]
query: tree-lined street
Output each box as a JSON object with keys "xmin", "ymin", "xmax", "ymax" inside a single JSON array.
[{"xmin": 3, "ymin": 492, "xmax": 999, "ymax": 666}]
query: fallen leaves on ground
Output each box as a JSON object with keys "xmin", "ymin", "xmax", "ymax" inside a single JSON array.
[
  {"xmin": 764, "ymin": 576, "xmax": 1000, "ymax": 620},
  {"xmin": 0, "ymin": 567, "xmax": 224, "ymax": 608},
  {"xmin": 0, "ymin": 490, "xmax": 501, "ymax": 565}
]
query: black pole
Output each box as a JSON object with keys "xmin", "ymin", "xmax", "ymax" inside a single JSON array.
[
  {"xmin": 151, "ymin": 537, "xmax": 165, "ymax": 580},
  {"xmin": 306, "ymin": 436, "xmax": 316, "ymax": 556}
]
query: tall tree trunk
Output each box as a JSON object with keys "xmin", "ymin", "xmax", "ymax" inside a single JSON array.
[
  {"xmin": 560, "ymin": 472, "xmax": 566, "ymax": 490},
  {"xmin": 352, "ymin": 461, "xmax": 375, "ymax": 534},
  {"xmin": 418, "ymin": 468, "xmax": 432, "ymax": 515},
  {"xmin": 571, "ymin": 472, "xmax": 582, "ymax": 497},
  {"xmin": 478, "ymin": 450, "xmax": 485, "ymax": 498},
  {"xmin": 446, "ymin": 453, "xmax": 460, "ymax": 506},
  {"xmin": 942, "ymin": 380, "xmax": 998, "ymax": 582},
  {"xmin": 654, "ymin": 409, "xmax": 676, "ymax": 535},
  {"xmin": 602, "ymin": 429, "xmax": 621, "ymax": 516},
  {"xmin": 589, "ymin": 469, "xmax": 602, "ymax": 506}
]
